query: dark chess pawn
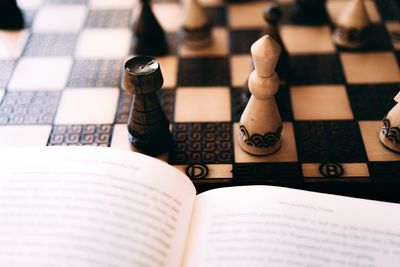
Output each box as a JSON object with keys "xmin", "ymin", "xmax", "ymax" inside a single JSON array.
[
  {"xmin": 263, "ymin": 3, "xmax": 290, "ymax": 86},
  {"xmin": 290, "ymin": 0, "xmax": 328, "ymax": 25},
  {"xmin": 380, "ymin": 92, "xmax": 400, "ymax": 153},
  {"xmin": 123, "ymin": 56, "xmax": 172, "ymax": 156},
  {"xmin": 133, "ymin": 0, "xmax": 168, "ymax": 56},
  {"xmin": 332, "ymin": 0, "xmax": 370, "ymax": 50},
  {"xmin": 0, "ymin": 0, "xmax": 24, "ymax": 30}
]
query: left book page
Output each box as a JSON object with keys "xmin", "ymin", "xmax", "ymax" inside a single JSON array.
[{"xmin": 0, "ymin": 146, "xmax": 196, "ymax": 267}]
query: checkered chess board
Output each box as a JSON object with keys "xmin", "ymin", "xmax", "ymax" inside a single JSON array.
[{"xmin": 1, "ymin": 0, "xmax": 400, "ymax": 199}]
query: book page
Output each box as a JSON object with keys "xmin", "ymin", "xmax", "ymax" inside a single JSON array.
[
  {"xmin": 0, "ymin": 146, "xmax": 196, "ymax": 267},
  {"xmin": 183, "ymin": 186, "xmax": 400, "ymax": 267}
]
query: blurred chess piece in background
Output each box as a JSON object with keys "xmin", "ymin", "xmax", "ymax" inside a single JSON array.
[
  {"xmin": 263, "ymin": 2, "xmax": 290, "ymax": 86},
  {"xmin": 133, "ymin": 0, "xmax": 168, "ymax": 56},
  {"xmin": 332, "ymin": 0, "xmax": 370, "ymax": 49},
  {"xmin": 380, "ymin": 92, "xmax": 400, "ymax": 153},
  {"xmin": 0, "ymin": 0, "xmax": 24, "ymax": 30},
  {"xmin": 180, "ymin": 0, "xmax": 213, "ymax": 49}
]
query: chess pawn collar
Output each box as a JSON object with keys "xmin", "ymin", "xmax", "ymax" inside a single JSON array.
[{"xmin": 248, "ymin": 71, "xmax": 279, "ymax": 99}]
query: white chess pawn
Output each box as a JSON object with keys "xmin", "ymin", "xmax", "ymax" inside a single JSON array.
[
  {"xmin": 180, "ymin": 0, "xmax": 212, "ymax": 48},
  {"xmin": 239, "ymin": 35, "xmax": 282, "ymax": 156},
  {"xmin": 380, "ymin": 92, "xmax": 400, "ymax": 153},
  {"xmin": 332, "ymin": 0, "xmax": 370, "ymax": 49}
]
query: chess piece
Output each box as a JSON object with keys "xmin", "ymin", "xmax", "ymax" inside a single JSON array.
[
  {"xmin": 180, "ymin": 0, "xmax": 212, "ymax": 49},
  {"xmin": 123, "ymin": 56, "xmax": 172, "ymax": 156},
  {"xmin": 239, "ymin": 35, "xmax": 282, "ymax": 156},
  {"xmin": 263, "ymin": 3, "xmax": 290, "ymax": 86},
  {"xmin": 0, "ymin": 0, "xmax": 24, "ymax": 30},
  {"xmin": 379, "ymin": 92, "xmax": 400, "ymax": 153},
  {"xmin": 291, "ymin": 0, "xmax": 328, "ymax": 25},
  {"xmin": 242, "ymin": 3, "xmax": 290, "ymax": 100},
  {"xmin": 133, "ymin": 0, "xmax": 168, "ymax": 56},
  {"xmin": 332, "ymin": 0, "xmax": 370, "ymax": 49}
]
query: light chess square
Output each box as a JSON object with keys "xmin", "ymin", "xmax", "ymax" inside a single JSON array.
[
  {"xmin": 75, "ymin": 29, "xmax": 131, "ymax": 58},
  {"xmin": 33, "ymin": 5, "xmax": 87, "ymax": 32},
  {"xmin": 228, "ymin": 2, "xmax": 266, "ymax": 29},
  {"xmin": 0, "ymin": 125, "xmax": 52, "ymax": 147},
  {"xmin": 175, "ymin": 87, "xmax": 231, "ymax": 122},
  {"xmin": 281, "ymin": 26, "xmax": 335, "ymax": 54},
  {"xmin": 8, "ymin": 57, "xmax": 72, "ymax": 90},
  {"xmin": 55, "ymin": 88, "xmax": 119, "ymax": 124},
  {"xmin": 234, "ymin": 122, "xmax": 298, "ymax": 163},
  {"xmin": 291, "ymin": 85, "xmax": 354, "ymax": 120},
  {"xmin": 340, "ymin": 52, "xmax": 400, "ymax": 84}
]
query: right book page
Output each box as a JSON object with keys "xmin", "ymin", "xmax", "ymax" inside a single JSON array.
[{"xmin": 182, "ymin": 186, "xmax": 400, "ymax": 267}]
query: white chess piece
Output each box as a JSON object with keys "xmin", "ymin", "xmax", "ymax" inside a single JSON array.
[
  {"xmin": 180, "ymin": 0, "xmax": 212, "ymax": 48},
  {"xmin": 239, "ymin": 35, "xmax": 282, "ymax": 156},
  {"xmin": 380, "ymin": 92, "xmax": 400, "ymax": 153},
  {"xmin": 332, "ymin": 0, "xmax": 370, "ymax": 49}
]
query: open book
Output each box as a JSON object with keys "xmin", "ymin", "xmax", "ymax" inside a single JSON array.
[{"xmin": 1, "ymin": 147, "xmax": 400, "ymax": 267}]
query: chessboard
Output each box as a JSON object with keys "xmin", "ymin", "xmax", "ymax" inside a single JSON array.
[{"xmin": 1, "ymin": 0, "xmax": 400, "ymax": 200}]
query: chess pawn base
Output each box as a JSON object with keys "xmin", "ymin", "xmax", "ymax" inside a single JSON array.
[
  {"xmin": 379, "ymin": 130, "xmax": 400, "ymax": 153},
  {"xmin": 239, "ymin": 125, "xmax": 282, "ymax": 156},
  {"xmin": 239, "ymin": 97, "xmax": 282, "ymax": 156},
  {"xmin": 379, "ymin": 119, "xmax": 400, "ymax": 153},
  {"xmin": 128, "ymin": 132, "xmax": 173, "ymax": 157},
  {"xmin": 239, "ymin": 71, "xmax": 282, "ymax": 156},
  {"xmin": 332, "ymin": 28, "xmax": 368, "ymax": 50},
  {"xmin": 332, "ymin": 0, "xmax": 370, "ymax": 50},
  {"xmin": 182, "ymin": 32, "xmax": 212, "ymax": 49},
  {"xmin": 379, "ymin": 92, "xmax": 400, "ymax": 153}
]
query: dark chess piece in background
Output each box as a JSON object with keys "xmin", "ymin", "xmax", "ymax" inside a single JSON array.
[
  {"xmin": 263, "ymin": 3, "xmax": 290, "ymax": 86},
  {"xmin": 132, "ymin": 0, "xmax": 168, "ymax": 56},
  {"xmin": 123, "ymin": 56, "xmax": 172, "ymax": 156},
  {"xmin": 242, "ymin": 3, "xmax": 290, "ymax": 100},
  {"xmin": 290, "ymin": 0, "xmax": 328, "ymax": 25},
  {"xmin": 0, "ymin": 0, "xmax": 24, "ymax": 30}
]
